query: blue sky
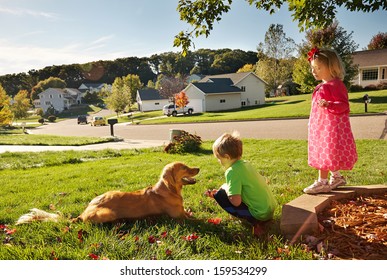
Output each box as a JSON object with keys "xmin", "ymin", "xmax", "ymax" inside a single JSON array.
[{"xmin": 0, "ymin": 0, "xmax": 386, "ymax": 76}]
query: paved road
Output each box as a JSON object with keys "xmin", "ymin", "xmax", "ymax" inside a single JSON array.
[
  {"xmin": 29, "ymin": 111, "xmax": 386, "ymax": 141},
  {"xmin": 1, "ymin": 112, "xmax": 385, "ymax": 153}
]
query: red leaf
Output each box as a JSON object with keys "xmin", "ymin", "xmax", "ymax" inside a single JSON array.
[
  {"xmin": 88, "ymin": 253, "xmax": 99, "ymax": 260},
  {"xmin": 78, "ymin": 229, "xmax": 86, "ymax": 242},
  {"xmin": 182, "ymin": 233, "xmax": 199, "ymax": 241},
  {"xmin": 5, "ymin": 228, "xmax": 16, "ymax": 235},
  {"xmin": 207, "ymin": 218, "xmax": 222, "ymax": 225},
  {"xmin": 134, "ymin": 236, "xmax": 139, "ymax": 242},
  {"xmin": 160, "ymin": 231, "xmax": 168, "ymax": 238},
  {"xmin": 148, "ymin": 235, "xmax": 157, "ymax": 243},
  {"xmin": 165, "ymin": 249, "xmax": 172, "ymax": 256}
]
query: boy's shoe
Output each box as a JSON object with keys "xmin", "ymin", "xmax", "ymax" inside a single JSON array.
[
  {"xmin": 303, "ymin": 180, "xmax": 331, "ymax": 194},
  {"xmin": 329, "ymin": 175, "xmax": 346, "ymax": 189}
]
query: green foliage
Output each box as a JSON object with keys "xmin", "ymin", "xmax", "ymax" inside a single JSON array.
[
  {"xmin": 47, "ymin": 115, "xmax": 57, "ymax": 122},
  {"xmin": 30, "ymin": 77, "xmax": 66, "ymax": 101},
  {"xmin": 164, "ymin": 130, "xmax": 202, "ymax": 154},
  {"xmin": 176, "ymin": 0, "xmax": 387, "ymax": 54}
]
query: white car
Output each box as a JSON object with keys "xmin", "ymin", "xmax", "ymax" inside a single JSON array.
[{"xmin": 163, "ymin": 104, "xmax": 194, "ymax": 117}]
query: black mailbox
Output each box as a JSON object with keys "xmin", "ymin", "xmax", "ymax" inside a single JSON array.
[
  {"xmin": 107, "ymin": 118, "xmax": 118, "ymax": 136},
  {"xmin": 107, "ymin": 118, "xmax": 118, "ymax": 125}
]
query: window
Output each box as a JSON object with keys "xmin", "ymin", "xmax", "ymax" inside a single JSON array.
[
  {"xmin": 49, "ymin": 94, "xmax": 53, "ymax": 98},
  {"xmin": 241, "ymin": 86, "xmax": 246, "ymax": 92},
  {"xmin": 45, "ymin": 101, "xmax": 51, "ymax": 105},
  {"xmin": 362, "ymin": 69, "xmax": 378, "ymax": 81},
  {"xmin": 155, "ymin": 102, "xmax": 160, "ymax": 105},
  {"xmin": 241, "ymin": 101, "xmax": 246, "ymax": 106},
  {"xmin": 220, "ymin": 99, "xmax": 226, "ymax": 103},
  {"xmin": 382, "ymin": 68, "xmax": 386, "ymax": 80}
]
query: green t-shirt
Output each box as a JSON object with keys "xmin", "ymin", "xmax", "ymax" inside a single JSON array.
[{"xmin": 223, "ymin": 160, "xmax": 277, "ymax": 221}]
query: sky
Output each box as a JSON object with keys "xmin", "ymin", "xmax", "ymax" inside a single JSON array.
[{"xmin": 0, "ymin": 0, "xmax": 386, "ymax": 76}]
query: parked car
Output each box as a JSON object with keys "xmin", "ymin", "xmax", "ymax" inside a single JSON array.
[
  {"xmin": 90, "ymin": 116, "xmax": 106, "ymax": 126},
  {"xmin": 163, "ymin": 104, "xmax": 194, "ymax": 117},
  {"xmin": 77, "ymin": 115, "xmax": 88, "ymax": 124}
]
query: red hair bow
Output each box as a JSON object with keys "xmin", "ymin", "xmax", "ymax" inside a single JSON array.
[{"xmin": 307, "ymin": 47, "xmax": 319, "ymax": 62}]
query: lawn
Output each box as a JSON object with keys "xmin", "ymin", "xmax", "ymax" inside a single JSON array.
[
  {"xmin": 135, "ymin": 90, "xmax": 387, "ymax": 124},
  {"xmin": 0, "ymin": 139, "xmax": 385, "ymax": 260}
]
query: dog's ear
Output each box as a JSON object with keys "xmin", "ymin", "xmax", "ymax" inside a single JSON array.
[{"xmin": 161, "ymin": 164, "xmax": 177, "ymax": 193}]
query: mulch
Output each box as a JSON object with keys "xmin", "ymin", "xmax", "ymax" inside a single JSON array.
[{"xmin": 314, "ymin": 193, "xmax": 387, "ymax": 259}]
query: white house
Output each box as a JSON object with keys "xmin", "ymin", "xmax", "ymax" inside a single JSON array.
[
  {"xmin": 36, "ymin": 88, "xmax": 83, "ymax": 113},
  {"xmin": 78, "ymin": 82, "xmax": 110, "ymax": 93},
  {"xmin": 136, "ymin": 88, "xmax": 169, "ymax": 112},
  {"xmin": 183, "ymin": 72, "xmax": 267, "ymax": 112},
  {"xmin": 351, "ymin": 49, "xmax": 387, "ymax": 87}
]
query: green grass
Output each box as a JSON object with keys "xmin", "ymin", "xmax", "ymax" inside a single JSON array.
[
  {"xmin": 135, "ymin": 90, "xmax": 387, "ymax": 124},
  {"xmin": 0, "ymin": 133, "xmax": 115, "ymax": 146},
  {"xmin": 0, "ymin": 139, "xmax": 385, "ymax": 260}
]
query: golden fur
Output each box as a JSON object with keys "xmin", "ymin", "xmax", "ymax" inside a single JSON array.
[{"xmin": 16, "ymin": 162, "xmax": 199, "ymax": 224}]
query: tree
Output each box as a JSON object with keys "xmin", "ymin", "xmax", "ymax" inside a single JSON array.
[
  {"xmin": 0, "ymin": 84, "xmax": 13, "ymax": 126},
  {"xmin": 367, "ymin": 32, "xmax": 387, "ymax": 50},
  {"xmin": 237, "ymin": 64, "xmax": 255, "ymax": 73},
  {"xmin": 11, "ymin": 90, "xmax": 30, "ymax": 121},
  {"xmin": 175, "ymin": 91, "xmax": 189, "ymax": 111},
  {"xmin": 292, "ymin": 22, "xmax": 358, "ymax": 94},
  {"xmin": 255, "ymin": 24, "xmax": 296, "ymax": 94},
  {"xmin": 157, "ymin": 75, "xmax": 187, "ymax": 103},
  {"xmin": 30, "ymin": 77, "xmax": 66, "ymax": 101},
  {"xmin": 175, "ymin": 0, "xmax": 387, "ymax": 55},
  {"xmin": 105, "ymin": 77, "xmax": 131, "ymax": 116},
  {"xmin": 123, "ymin": 74, "xmax": 143, "ymax": 103}
]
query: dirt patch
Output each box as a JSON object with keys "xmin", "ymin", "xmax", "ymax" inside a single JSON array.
[{"xmin": 314, "ymin": 193, "xmax": 387, "ymax": 259}]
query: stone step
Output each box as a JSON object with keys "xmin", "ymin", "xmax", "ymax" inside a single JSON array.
[{"xmin": 280, "ymin": 184, "xmax": 387, "ymax": 242}]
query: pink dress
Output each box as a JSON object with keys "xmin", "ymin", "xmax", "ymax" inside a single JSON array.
[{"xmin": 308, "ymin": 78, "xmax": 357, "ymax": 171}]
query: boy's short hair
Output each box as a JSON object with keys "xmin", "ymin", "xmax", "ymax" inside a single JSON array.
[
  {"xmin": 212, "ymin": 132, "xmax": 242, "ymax": 159},
  {"xmin": 314, "ymin": 48, "xmax": 345, "ymax": 80}
]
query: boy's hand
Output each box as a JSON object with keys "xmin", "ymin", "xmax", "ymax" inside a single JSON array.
[{"xmin": 204, "ymin": 189, "xmax": 218, "ymax": 198}]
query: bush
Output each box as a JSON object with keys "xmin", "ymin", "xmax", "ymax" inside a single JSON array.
[
  {"xmin": 47, "ymin": 115, "xmax": 57, "ymax": 122},
  {"xmin": 38, "ymin": 118, "xmax": 45, "ymax": 124},
  {"xmin": 349, "ymin": 84, "xmax": 364, "ymax": 92},
  {"xmin": 164, "ymin": 130, "xmax": 202, "ymax": 154}
]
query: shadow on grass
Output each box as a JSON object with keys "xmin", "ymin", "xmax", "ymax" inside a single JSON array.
[{"xmin": 350, "ymin": 95, "xmax": 387, "ymax": 104}]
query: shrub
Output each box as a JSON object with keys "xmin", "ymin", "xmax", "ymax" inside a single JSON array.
[
  {"xmin": 164, "ymin": 130, "xmax": 202, "ymax": 154},
  {"xmin": 38, "ymin": 118, "xmax": 45, "ymax": 124},
  {"xmin": 349, "ymin": 84, "xmax": 364, "ymax": 92}
]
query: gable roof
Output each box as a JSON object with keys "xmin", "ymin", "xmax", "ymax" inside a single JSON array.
[
  {"xmin": 192, "ymin": 81, "xmax": 241, "ymax": 94},
  {"xmin": 352, "ymin": 49, "xmax": 387, "ymax": 68},
  {"xmin": 200, "ymin": 72, "xmax": 267, "ymax": 85},
  {"xmin": 137, "ymin": 88, "xmax": 166, "ymax": 101}
]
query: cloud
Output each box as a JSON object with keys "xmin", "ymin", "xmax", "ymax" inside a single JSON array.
[{"xmin": 0, "ymin": 6, "xmax": 58, "ymax": 19}]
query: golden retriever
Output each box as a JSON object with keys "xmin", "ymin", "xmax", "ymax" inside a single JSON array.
[{"xmin": 16, "ymin": 162, "xmax": 199, "ymax": 224}]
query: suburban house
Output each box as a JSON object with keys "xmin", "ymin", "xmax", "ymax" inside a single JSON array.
[
  {"xmin": 136, "ymin": 88, "xmax": 169, "ymax": 112},
  {"xmin": 351, "ymin": 49, "xmax": 387, "ymax": 87},
  {"xmin": 183, "ymin": 72, "xmax": 267, "ymax": 112},
  {"xmin": 34, "ymin": 88, "xmax": 83, "ymax": 113},
  {"xmin": 78, "ymin": 82, "xmax": 111, "ymax": 94}
]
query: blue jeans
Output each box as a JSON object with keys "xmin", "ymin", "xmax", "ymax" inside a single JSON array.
[{"xmin": 213, "ymin": 188, "xmax": 263, "ymax": 225}]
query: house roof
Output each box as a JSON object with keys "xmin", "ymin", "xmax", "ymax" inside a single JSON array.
[
  {"xmin": 39, "ymin": 88, "xmax": 81, "ymax": 99},
  {"xmin": 137, "ymin": 88, "xmax": 166, "ymax": 100},
  {"xmin": 79, "ymin": 83, "xmax": 105, "ymax": 88},
  {"xmin": 192, "ymin": 81, "xmax": 241, "ymax": 94},
  {"xmin": 352, "ymin": 49, "xmax": 387, "ymax": 68},
  {"xmin": 200, "ymin": 72, "xmax": 267, "ymax": 85}
]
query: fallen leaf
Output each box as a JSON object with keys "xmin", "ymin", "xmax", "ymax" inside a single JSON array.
[
  {"xmin": 208, "ymin": 218, "xmax": 222, "ymax": 225},
  {"xmin": 89, "ymin": 253, "xmax": 99, "ymax": 260}
]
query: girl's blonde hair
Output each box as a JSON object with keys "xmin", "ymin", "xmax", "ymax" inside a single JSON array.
[
  {"xmin": 212, "ymin": 131, "xmax": 242, "ymax": 159},
  {"xmin": 313, "ymin": 48, "xmax": 346, "ymax": 80}
]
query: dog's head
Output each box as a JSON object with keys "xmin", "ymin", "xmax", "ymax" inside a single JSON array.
[{"xmin": 161, "ymin": 162, "xmax": 200, "ymax": 193}]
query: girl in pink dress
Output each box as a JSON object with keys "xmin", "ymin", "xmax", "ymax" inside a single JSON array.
[{"xmin": 303, "ymin": 47, "xmax": 358, "ymax": 194}]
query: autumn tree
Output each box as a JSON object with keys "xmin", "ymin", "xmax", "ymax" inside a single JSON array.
[
  {"xmin": 175, "ymin": 0, "xmax": 387, "ymax": 55},
  {"xmin": 0, "ymin": 84, "xmax": 13, "ymax": 126},
  {"xmin": 367, "ymin": 32, "xmax": 387, "ymax": 50},
  {"xmin": 157, "ymin": 75, "xmax": 187, "ymax": 103},
  {"xmin": 11, "ymin": 90, "xmax": 30, "ymax": 121},
  {"xmin": 175, "ymin": 91, "xmax": 189, "ymax": 111}
]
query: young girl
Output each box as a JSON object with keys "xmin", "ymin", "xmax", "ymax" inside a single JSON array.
[
  {"xmin": 205, "ymin": 132, "xmax": 277, "ymax": 236},
  {"xmin": 303, "ymin": 47, "xmax": 358, "ymax": 194}
]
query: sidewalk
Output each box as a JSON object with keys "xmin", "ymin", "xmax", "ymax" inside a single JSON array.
[{"xmin": 0, "ymin": 139, "xmax": 167, "ymax": 154}]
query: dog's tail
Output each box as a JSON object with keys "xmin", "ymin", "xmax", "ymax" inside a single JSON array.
[{"xmin": 16, "ymin": 208, "xmax": 61, "ymax": 225}]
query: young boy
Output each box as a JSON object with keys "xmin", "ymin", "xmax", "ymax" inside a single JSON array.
[{"xmin": 206, "ymin": 132, "xmax": 277, "ymax": 236}]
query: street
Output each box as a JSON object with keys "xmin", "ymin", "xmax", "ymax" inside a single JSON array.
[{"xmin": 29, "ymin": 111, "xmax": 387, "ymax": 141}]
